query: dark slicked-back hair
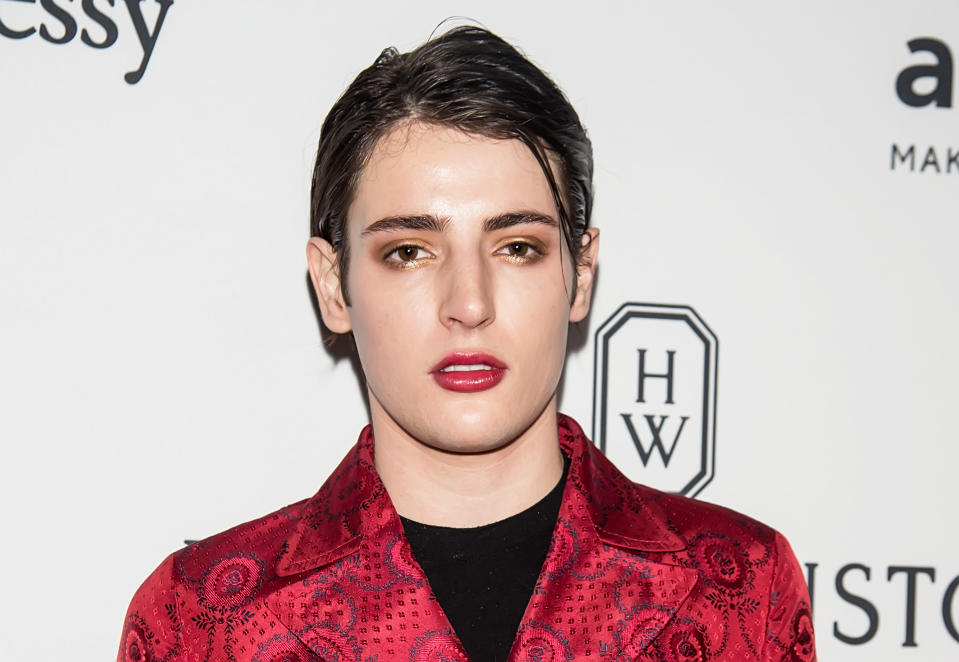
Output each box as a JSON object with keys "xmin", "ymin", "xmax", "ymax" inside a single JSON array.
[{"xmin": 310, "ymin": 25, "xmax": 593, "ymax": 302}]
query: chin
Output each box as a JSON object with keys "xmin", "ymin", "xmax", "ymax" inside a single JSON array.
[
  {"xmin": 369, "ymin": 382, "xmax": 558, "ymax": 455},
  {"xmin": 417, "ymin": 407, "xmax": 549, "ymax": 455},
  {"xmin": 428, "ymin": 438, "xmax": 511, "ymax": 455}
]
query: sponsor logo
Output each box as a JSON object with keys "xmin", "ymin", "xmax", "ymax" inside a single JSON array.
[
  {"xmin": 592, "ymin": 303, "xmax": 718, "ymax": 497},
  {"xmin": 896, "ymin": 38, "xmax": 953, "ymax": 109},
  {"xmin": 890, "ymin": 143, "xmax": 959, "ymax": 174},
  {"xmin": 0, "ymin": 0, "xmax": 173, "ymax": 84},
  {"xmin": 891, "ymin": 37, "xmax": 956, "ymax": 174},
  {"xmin": 806, "ymin": 562, "xmax": 959, "ymax": 648}
]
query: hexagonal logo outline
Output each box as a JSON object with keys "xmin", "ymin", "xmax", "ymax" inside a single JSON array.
[{"xmin": 591, "ymin": 302, "xmax": 718, "ymax": 497}]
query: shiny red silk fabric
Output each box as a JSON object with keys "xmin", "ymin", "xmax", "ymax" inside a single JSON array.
[{"xmin": 118, "ymin": 415, "xmax": 815, "ymax": 661}]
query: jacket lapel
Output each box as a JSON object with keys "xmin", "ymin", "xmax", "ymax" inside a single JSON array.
[
  {"xmin": 510, "ymin": 416, "xmax": 699, "ymax": 661},
  {"xmin": 263, "ymin": 429, "xmax": 467, "ymax": 661},
  {"xmin": 261, "ymin": 416, "xmax": 697, "ymax": 661}
]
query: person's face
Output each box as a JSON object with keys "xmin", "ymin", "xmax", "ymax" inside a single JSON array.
[{"xmin": 309, "ymin": 121, "xmax": 598, "ymax": 454}]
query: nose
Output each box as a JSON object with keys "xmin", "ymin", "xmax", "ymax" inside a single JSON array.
[{"xmin": 438, "ymin": 251, "xmax": 495, "ymax": 330}]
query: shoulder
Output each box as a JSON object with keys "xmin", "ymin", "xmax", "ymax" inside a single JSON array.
[
  {"xmin": 629, "ymin": 481, "xmax": 796, "ymax": 580},
  {"xmin": 172, "ymin": 497, "xmax": 308, "ymax": 579},
  {"xmin": 636, "ymin": 483, "xmax": 815, "ymax": 656},
  {"xmin": 638, "ymin": 483, "xmax": 781, "ymax": 547},
  {"xmin": 585, "ymin": 459, "xmax": 808, "ymax": 602},
  {"xmin": 628, "ymin": 485, "xmax": 816, "ymax": 660},
  {"xmin": 117, "ymin": 498, "xmax": 308, "ymax": 662}
]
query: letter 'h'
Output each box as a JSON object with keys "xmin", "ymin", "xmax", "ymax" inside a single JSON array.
[{"xmin": 636, "ymin": 349, "xmax": 676, "ymax": 404}]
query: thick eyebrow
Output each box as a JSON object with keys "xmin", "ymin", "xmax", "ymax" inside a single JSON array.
[
  {"xmin": 359, "ymin": 211, "xmax": 558, "ymax": 237},
  {"xmin": 360, "ymin": 215, "xmax": 451, "ymax": 236},
  {"xmin": 483, "ymin": 212, "xmax": 559, "ymax": 232}
]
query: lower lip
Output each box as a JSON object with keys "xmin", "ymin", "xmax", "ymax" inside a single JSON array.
[{"xmin": 432, "ymin": 368, "xmax": 506, "ymax": 392}]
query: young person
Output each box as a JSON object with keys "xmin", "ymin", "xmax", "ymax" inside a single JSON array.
[{"xmin": 118, "ymin": 26, "xmax": 816, "ymax": 662}]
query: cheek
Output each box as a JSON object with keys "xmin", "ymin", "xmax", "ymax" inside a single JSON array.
[
  {"xmin": 498, "ymin": 274, "xmax": 571, "ymax": 358},
  {"xmin": 347, "ymin": 275, "xmax": 435, "ymax": 372},
  {"xmin": 502, "ymin": 258, "xmax": 572, "ymax": 314}
]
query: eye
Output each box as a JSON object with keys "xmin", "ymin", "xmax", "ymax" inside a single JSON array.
[
  {"xmin": 506, "ymin": 241, "xmax": 531, "ymax": 257},
  {"xmin": 384, "ymin": 243, "xmax": 432, "ymax": 266},
  {"xmin": 496, "ymin": 239, "xmax": 545, "ymax": 264}
]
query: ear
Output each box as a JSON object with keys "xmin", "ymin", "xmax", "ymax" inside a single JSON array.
[
  {"xmin": 306, "ymin": 237, "xmax": 352, "ymax": 334},
  {"xmin": 569, "ymin": 227, "xmax": 599, "ymax": 323}
]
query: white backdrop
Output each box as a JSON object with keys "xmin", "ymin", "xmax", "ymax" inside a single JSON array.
[{"xmin": 1, "ymin": 1, "xmax": 957, "ymax": 660}]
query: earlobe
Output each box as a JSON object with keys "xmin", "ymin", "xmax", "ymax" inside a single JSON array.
[
  {"xmin": 306, "ymin": 237, "xmax": 353, "ymax": 334},
  {"xmin": 569, "ymin": 227, "xmax": 600, "ymax": 323}
]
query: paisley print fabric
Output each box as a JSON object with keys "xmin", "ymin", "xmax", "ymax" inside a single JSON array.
[
  {"xmin": 409, "ymin": 630, "xmax": 469, "ymax": 662},
  {"xmin": 197, "ymin": 553, "xmax": 265, "ymax": 612},
  {"xmin": 511, "ymin": 622, "xmax": 574, "ymax": 662},
  {"xmin": 117, "ymin": 415, "xmax": 816, "ymax": 661}
]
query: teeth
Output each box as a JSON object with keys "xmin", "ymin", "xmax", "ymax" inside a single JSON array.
[{"xmin": 440, "ymin": 364, "xmax": 494, "ymax": 372}]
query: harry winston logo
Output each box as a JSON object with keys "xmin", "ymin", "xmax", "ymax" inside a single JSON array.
[{"xmin": 592, "ymin": 303, "xmax": 718, "ymax": 497}]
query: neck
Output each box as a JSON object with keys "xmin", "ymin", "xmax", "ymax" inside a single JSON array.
[{"xmin": 370, "ymin": 400, "xmax": 565, "ymax": 528}]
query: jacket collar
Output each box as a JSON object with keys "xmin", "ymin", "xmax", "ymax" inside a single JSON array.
[
  {"xmin": 275, "ymin": 414, "xmax": 685, "ymax": 577},
  {"xmin": 559, "ymin": 415, "xmax": 687, "ymax": 552}
]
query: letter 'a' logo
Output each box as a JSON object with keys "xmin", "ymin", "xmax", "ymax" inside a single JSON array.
[{"xmin": 592, "ymin": 303, "xmax": 718, "ymax": 496}]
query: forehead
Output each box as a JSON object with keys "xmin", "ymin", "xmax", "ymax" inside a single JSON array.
[{"xmin": 348, "ymin": 122, "xmax": 558, "ymax": 227}]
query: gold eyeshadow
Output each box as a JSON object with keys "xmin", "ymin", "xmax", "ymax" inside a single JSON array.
[
  {"xmin": 374, "ymin": 233, "xmax": 552, "ymax": 271},
  {"xmin": 496, "ymin": 236, "xmax": 549, "ymax": 264},
  {"xmin": 379, "ymin": 240, "xmax": 434, "ymax": 269}
]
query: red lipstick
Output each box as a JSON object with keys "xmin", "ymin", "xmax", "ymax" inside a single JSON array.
[{"xmin": 430, "ymin": 352, "xmax": 507, "ymax": 392}]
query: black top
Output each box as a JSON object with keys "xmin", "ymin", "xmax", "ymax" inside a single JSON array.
[{"xmin": 400, "ymin": 458, "xmax": 569, "ymax": 662}]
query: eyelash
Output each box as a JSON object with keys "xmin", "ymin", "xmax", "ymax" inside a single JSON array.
[
  {"xmin": 495, "ymin": 239, "xmax": 546, "ymax": 264},
  {"xmin": 382, "ymin": 238, "xmax": 547, "ymax": 268},
  {"xmin": 384, "ymin": 244, "xmax": 432, "ymax": 267}
]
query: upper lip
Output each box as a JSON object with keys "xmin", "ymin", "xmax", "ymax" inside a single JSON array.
[{"xmin": 430, "ymin": 351, "xmax": 507, "ymax": 373}]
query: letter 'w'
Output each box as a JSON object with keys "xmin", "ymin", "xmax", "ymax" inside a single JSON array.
[{"xmin": 620, "ymin": 414, "xmax": 690, "ymax": 467}]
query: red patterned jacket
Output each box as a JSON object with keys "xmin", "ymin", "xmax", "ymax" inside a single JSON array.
[{"xmin": 118, "ymin": 415, "xmax": 816, "ymax": 661}]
